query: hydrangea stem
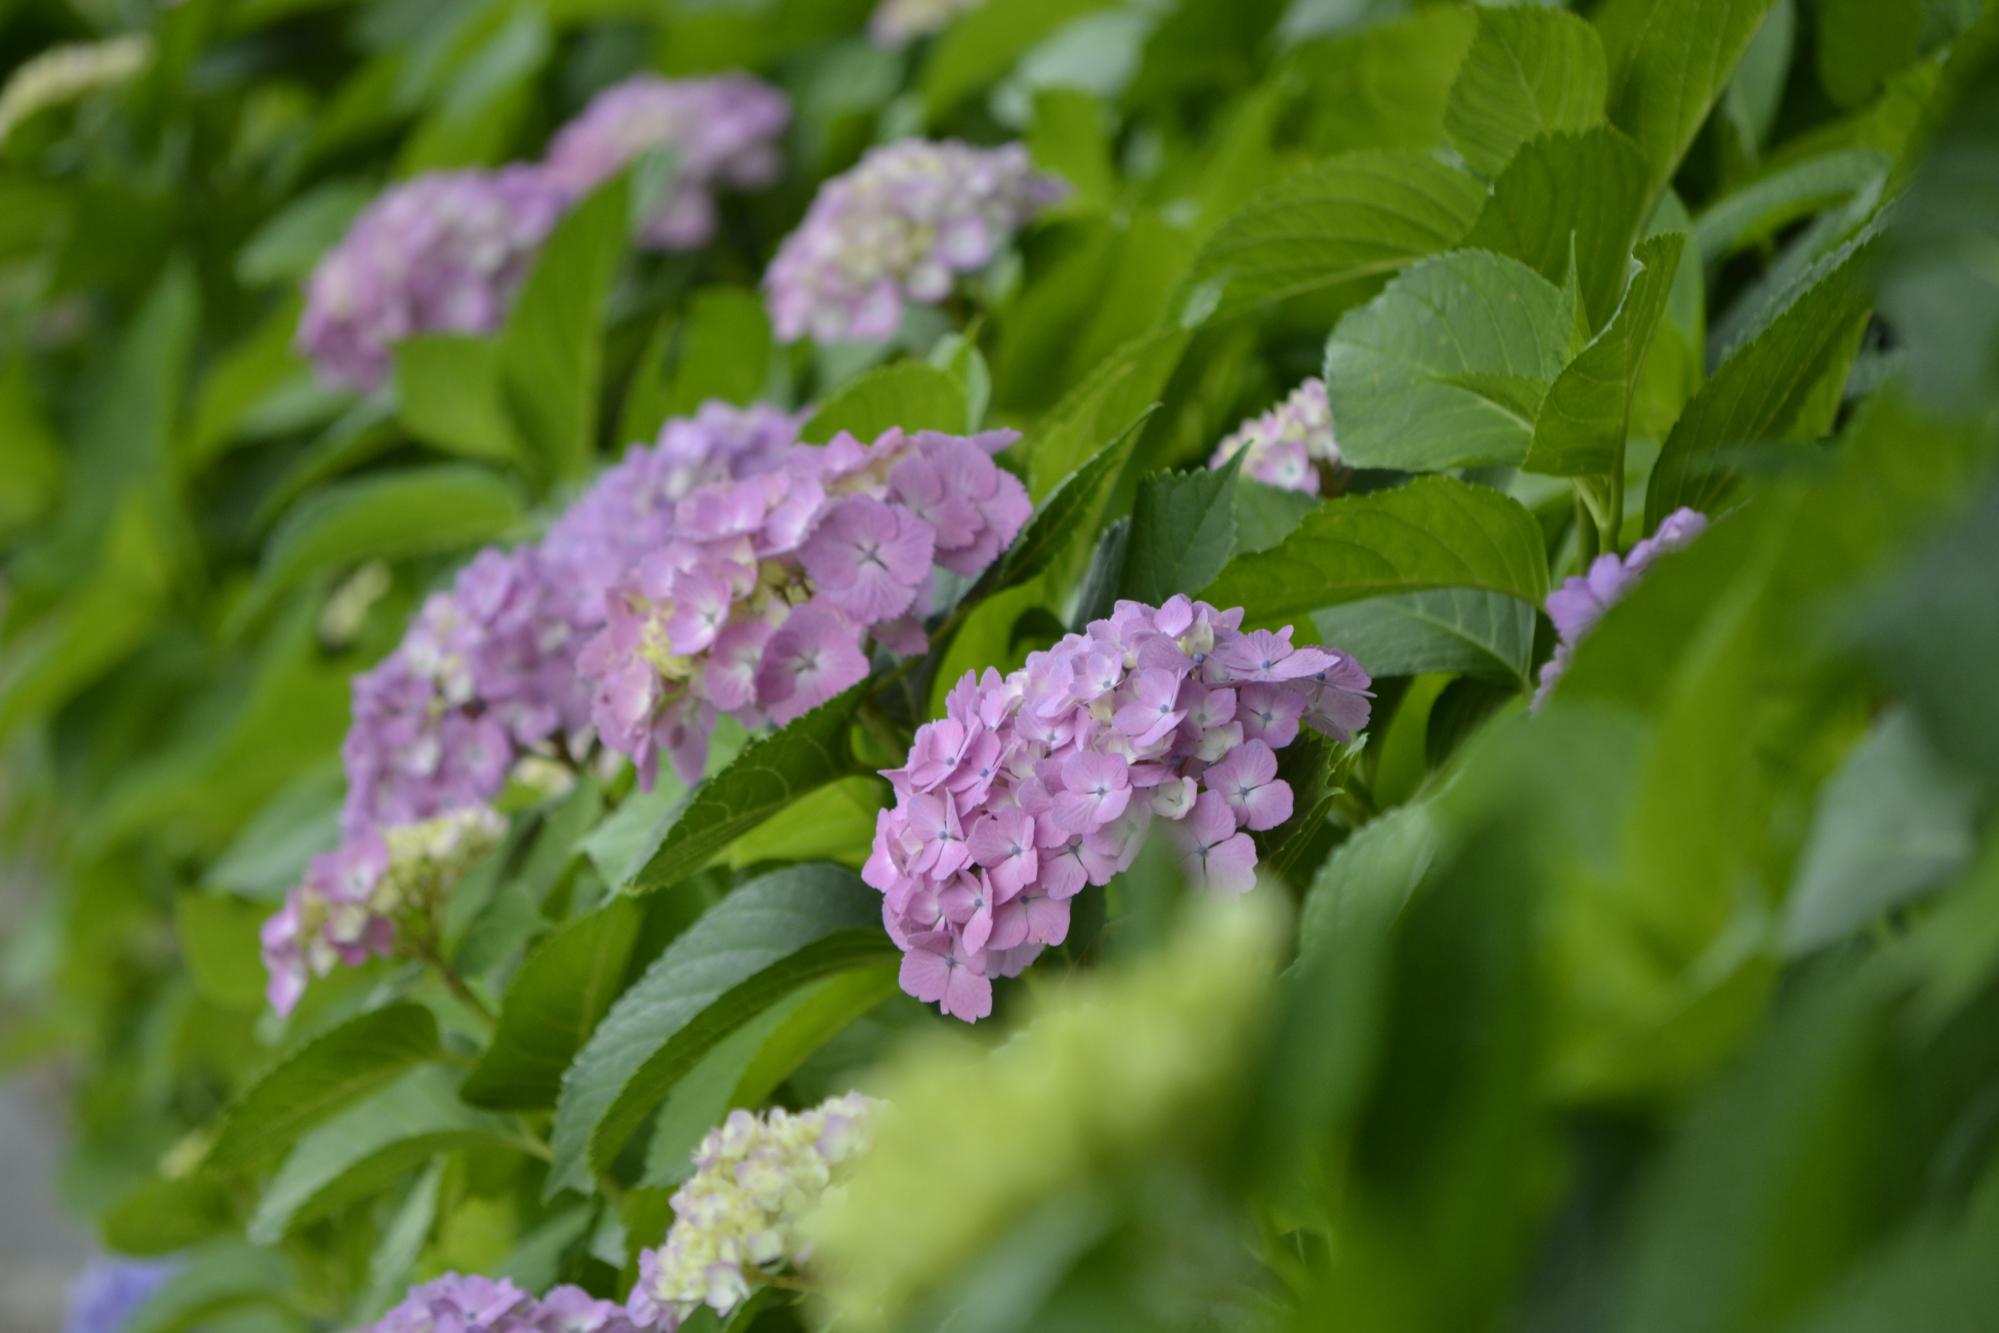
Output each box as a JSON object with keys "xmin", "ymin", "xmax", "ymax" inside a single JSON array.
[{"xmin": 414, "ymin": 938, "xmax": 497, "ymax": 1035}]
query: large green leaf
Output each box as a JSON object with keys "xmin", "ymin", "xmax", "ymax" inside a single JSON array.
[
  {"xmin": 1118, "ymin": 452, "xmax": 1243, "ymax": 604},
  {"xmin": 121, "ymin": 1244, "xmax": 294, "ymax": 1333},
  {"xmin": 1203, "ymin": 476, "xmax": 1549, "ymax": 624},
  {"xmin": 1816, "ymin": 0, "xmax": 1923, "ymax": 108},
  {"xmin": 991, "ymin": 409, "xmax": 1154, "ymax": 598},
  {"xmin": 801, "ymin": 361, "xmax": 970, "ymax": 444},
  {"xmin": 1324, "ymin": 250, "xmax": 1581, "ymax": 472},
  {"xmin": 1287, "ymin": 9, "xmax": 1477, "ymax": 154},
  {"xmin": 1594, "ymin": 0, "xmax": 1782, "ymax": 209},
  {"xmin": 1024, "ymin": 328, "xmax": 1186, "ymax": 498},
  {"xmin": 393, "ymin": 334, "xmax": 525, "ymax": 465},
  {"xmin": 1646, "ymin": 232, "xmax": 1876, "ymax": 524},
  {"xmin": 1693, "ymin": 149, "xmax": 1889, "ymax": 264},
  {"xmin": 500, "ymin": 173, "xmax": 630, "ymax": 482},
  {"xmin": 242, "ymin": 464, "xmax": 526, "ymax": 623},
  {"xmin": 1465, "ymin": 128, "xmax": 1652, "ymax": 330},
  {"xmin": 629, "ymin": 688, "xmax": 865, "ymax": 894},
  {"xmin": 1445, "ymin": 6, "xmax": 1609, "ymax": 177},
  {"xmin": 1527, "ymin": 232, "xmax": 1686, "ymax": 477},
  {"xmin": 1315, "ymin": 590, "xmax": 1536, "ymax": 685},
  {"xmin": 203, "ymin": 1003, "xmax": 442, "ymax": 1171},
  {"xmin": 1176, "ymin": 151, "xmax": 1485, "ymax": 320},
  {"xmin": 461, "ymin": 897, "xmax": 644, "ymax": 1109},
  {"xmin": 546, "ymin": 865, "xmax": 895, "ymax": 1195},
  {"xmin": 249, "ymin": 1066, "xmax": 523, "ymax": 1243},
  {"xmin": 922, "ymin": 0, "xmax": 1116, "ymax": 117}
]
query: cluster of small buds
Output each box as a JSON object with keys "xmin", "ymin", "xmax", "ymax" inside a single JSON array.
[
  {"xmin": 296, "ymin": 167, "xmax": 569, "ymax": 390},
  {"xmin": 1534, "ymin": 507, "xmax": 1709, "ymax": 708},
  {"xmin": 628, "ymin": 1093, "xmax": 878, "ymax": 1330},
  {"xmin": 259, "ymin": 805, "xmax": 503, "ymax": 1015},
  {"xmin": 543, "ymin": 74, "xmax": 790, "ymax": 251},
  {"xmin": 863, "ymin": 596, "xmax": 1373, "ymax": 1022},
  {"xmin": 63, "ymin": 1257, "xmax": 177, "ymax": 1333},
  {"xmin": 368, "ymin": 1274, "xmax": 637, "ymax": 1333},
  {"xmin": 868, "ymin": 0, "xmax": 986, "ymax": 46},
  {"xmin": 1210, "ymin": 378, "xmax": 1341, "ymax": 495},
  {"xmin": 764, "ymin": 139, "xmax": 1066, "ymax": 344},
  {"xmin": 578, "ymin": 425, "xmax": 1030, "ymax": 789}
]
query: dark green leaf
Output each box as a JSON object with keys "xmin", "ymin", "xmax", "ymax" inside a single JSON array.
[
  {"xmin": 922, "ymin": 0, "xmax": 1117, "ymax": 117},
  {"xmin": 987, "ymin": 408, "xmax": 1155, "ymax": 600},
  {"xmin": 1119, "ymin": 452, "xmax": 1242, "ymax": 604},
  {"xmin": 1315, "ymin": 589, "xmax": 1536, "ymax": 684},
  {"xmin": 1817, "ymin": 0, "xmax": 1923, "ymax": 108},
  {"xmin": 1446, "ymin": 6, "xmax": 1610, "ymax": 177}
]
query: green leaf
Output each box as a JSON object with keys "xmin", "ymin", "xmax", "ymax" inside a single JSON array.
[
  {"xmin": 1464, "ymin": 128, "xmax": 1652, "ymax": 330},
  {"xmin": 1646, "ymin": 231, "xmax": 1876, "ymax": 525},
  {"xmin": 655, "ymin": 288, "xmax": 775, "ymax": 425},
  {"xmin": 1324, "ymin": 250, "xmax": 1581, "ymax": 471},
  {"xmin": 546, "ymin": 865, "xmax": 895, "ymax": 1195},
  {"xmin": 1817, "ymin": 0, "xmax": 1923, "ymax": 108},
  {"xmin": 1119, "ymin": 452, "xmax": 1242, "ymax": 604},
  {"xmin": 1594, "ymin": 0, "xmax": 1783, "ymax": 209},
  {"xmin": 500, "ymin": 173, "xmax": 630, "ymax": 482},
  {"xmin": 630, "ymin": 688, "xmax": 865, "ymax": 894},
  {"xmin": 203, "ymin": 1003, "xmax": 442, "ymax": 1171},
  {"xmin": 249, "ymin": 1066, "xmax": 522, "ymax": 1243},
  {"xmin": 235, "ymin": 179, "xmax": 374, "ymax": 286},
  {"xmin": 1314, "ymin": 590, "xmax": 1536, "ymax": 684},
  {"xmin": 1203, "ymin": 476, "xmax": 1549, "ymax": 625},
  {"xmin": 1287, "ymin": 9, "xmax": 1478, "ymax": 154},
  {"xmin": 1176, "ymin": 151, "xmax": 1485, "ymax": 320},
  {"xmin": 176, "ymin": 892, "xmax": 273, "ymax": 1010},
  {"xmin": 121, "ymin": 1243, "xmax": 294, "ymax": 1333},
  {"xmin": 1445, "ymin": 6, "xmax": 1610, "ymax": 177},
  {"xmin": 989, "ymin": 409, "xmax": 1153, "ymax": 600},
  {"xmin": 922, "ymin": 0, "xmax": 1116, "ymax": 117},
  {"xmin": 1692, "ymin": 149, "xmax": 1889, "ymax": 264},
  {"xmin": 1527, "ymin": 232, "xmax": 1686, "ymax": 477},
  {"xmin": 800, "ymin": 361, "xmax": 971, "ymax": 444},
  {"xmin": 392, "ymin": 335, "xmax": 525, "ymax": 465},
  {"xmin": 461, "ymin": 897, "xmax": 644, "ymax": 1109},
  {"xmin": 101, "ymin": 1172, "xmax": 243, "ymax": 1256}
]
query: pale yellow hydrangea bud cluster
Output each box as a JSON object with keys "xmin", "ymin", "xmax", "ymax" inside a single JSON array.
[{"xmin": 0, "ymin": 34, "xmax": 151, "ymax": 146}]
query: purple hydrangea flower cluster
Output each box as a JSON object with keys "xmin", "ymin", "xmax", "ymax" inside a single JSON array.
[
  {"xmin": 367, "ymin": 1274, "xmax": 637, "ymax": 1333},
  {"xmin": 544, "ymin": 74, "xmax": 790, "ymax": 251},
  {"xmin": 1534, "ymin": 506, "xmax": 1709, "ymax": 708},
  {"xmin": 1210, "ymin": 377, "xmax": 1341, "ymax": 495},
  {"xmin": 627, "ymin": 1093, "xmax": 877, "ymax": 1330},
  {"xmin": 869, "ymin": 0, "xmax": 986, "ymax": 46},
  {"xmin": 297, "ymin": 166, "xmax": 569, "ymax": 391},
  {"xmin": 580, "ymin": 424, "xmax": 1030, "ymax": 787},
  {"xmin": 764, "ymin": 139, "xmax": 1066, "ymax": 344},
  {"xmin": 63, "ymin": 1258, "xmax": 177, "ymax": 1333},
  {"xmin": 863, "ymin": 597, "xmax": 1373, "ymax": 1022}
]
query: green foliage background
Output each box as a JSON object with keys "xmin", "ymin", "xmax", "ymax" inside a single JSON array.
[{"xmin": 3, "ymin": 0, "xmax": 1999, "ymax": 1329}]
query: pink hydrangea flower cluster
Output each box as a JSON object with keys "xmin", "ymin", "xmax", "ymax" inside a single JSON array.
[
  {"xmin": 1210, "ymin": 377, "xmax": 1341, "ymax": 495},
  {"xmin": 579, "ymin": 424, "xmax": 1030, "ymax": 788},
  {"xmin": 763, "ymin": 139, "xmax": 1066, "ymax": 344},
  {"xmin": 863, "ymin": 597, "xmax": 1374, "ymax": 1022},
  {"xmin": 368, "ymin": 1274, "xmax": 636, "ymax": 1333},
  {"xmin": 297, "ymin": 167, "xmax": 569, "ymax": 391},
  {"xmin": 544, "ymin": 74, "xmax": 790, "ymax": 251},
  {"xmin": 1534, "ymin": 507, "xmax": 1708, "ymax": 708}
]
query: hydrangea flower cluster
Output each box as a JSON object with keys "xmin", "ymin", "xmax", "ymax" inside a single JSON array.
[
  {"xmin": 869, "ymin": 0, "xmax": 986, "ymax": 47},
  {"xmin": 863, "ymin": 596, "xmax": 1372, "ymax": 1022},
  {"xmin": 544, "ymin": 74, "xmax": 790, "ymax": 251},
  {"xmin": 63, "ymin": 1257, "xmax": 177, "ymax": 1333},
  {"xmin": 764, "ymin": 139, "xmax": 1066, "ymax": 343},
  {"xmin": 297, "ymin": 166, "xmax": 569, "ymax": 390},
  {"xmin": 260, "ymin": 805, "xmax": 504, "ymax": 1014},
  {"xmin": 1210, "ymin": 377, "xmax": 1341, "ymax": 495},
  {"xmin": 579, "ymin": 424, "xmax": 1029, "ymax": 788},
  {"xmin": 367, "ymin": 1274, "xmax": 636, "ymax": 1333},
  {"xmin": 628, "ymin": 1093, "xmax": 878, "ymax": 1330},
  {"xmin": 1534, "ymin": 507, "xmax": 1709, "ymax": 708}
]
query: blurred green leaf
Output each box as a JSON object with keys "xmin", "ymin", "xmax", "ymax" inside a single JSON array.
[
  {"xmin": 801, "ymin": 361, "xmax": 970, "ymax": 443},
  {"xmin": 235, "ymin": 180, "xmax": 375, "ymax": 287},
  {"xmin": 393, "ymin": 335, "xmax": 526, "ymax": 465},
  {"xmin": 1818, "ymin": 0, "xmax": 1924, "ymax": 108},
  {"xmin": 1287, "ymin": 9, "xmax": 1477, "ymax": 154},
  {"xmin": 922, "ymin": 0, "xmax": 1117, "ymax": 117},
  {"xmin": 176, "ymin": 893, "xmax": 273, "ymax": 1011},
  {"xmin": 121, "ymin": 1243, "xmax": 295, "ymax": 1333},
  {"xmin": 1445, "ymin": 6, "xmax": 1609, "ymax": 177}
]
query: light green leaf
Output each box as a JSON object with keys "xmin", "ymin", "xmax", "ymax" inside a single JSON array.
[
  {"xmin": 1465, "ymin": 127, "xmax": 1652, "ymax": 330},
  {"xmin": 630, "ymin": 687, "xmax": 865, "ymax": 894},
  {"xmin": 101, "ymin": 1172, "xmax": 243, "ymax": 1256},
  {"xmin": 176, "ymin": 892, "xmax": 273, "ymax": 1010},
  {"xmin": 651, "ymin": 288, "xmax": 776, "ymax": 431},
  {"xmin": 1693, "ymin": 149, "xmax": 1889, "ymax": 264},
  {"xmin": 392, "ymin": 335, "xmax": 525, "ymax": 465},
  {"xmin": 1527, "ymin": 232, "xmax": 1686, "ymax": 477},
  {"xmin": 1324, "ymin": 250, "xmax": 1581, "ymax": 471},
  {"xmin": 204, "ymin": 1003, "xmax": 442, "ymax": 1171},
  {"xmin": 1446, "ymin": 6, "xmax": 1609, "ymax": 177},
  {"xmin": 1314, "ymin": 590, "xmax": 1536, "ymax": 684},
  {"xmin": 1024, "ymin": 327, "xmax": 1185, "ymax": 499},
  {"xmin": 500, "ymin": 173, "xmax": 630, "ymax": 482},
  {"xmin": 1119, "ymin": 452, "xmax": 1242, "ymax": 604},
  {"xmin": 1176, "ymin": 151, "xmax": 1485, "ymax": 320},
  {"xmin": 801, "ymin": 361, "xmax": 971, "ymax": 444},
  {"xmin": 1646, "ymin": 231, "xmax": 1875, "ymax": 525},
  {"xmin": 922, "ymin": 0, "xmax": 1117, "ymax": 117},
  {"xmin": 547, "ymin": 865, "xmax": 895, "ymax": 1195},
  {"xmin": 1594, "ymin": 0, "xmax": 1782, "ymax": 209},
  {"xmin": 723, "ymin": 775, "xmax": 886, "ymax": 871},
  {"xmin": 122, "ymin": 1244, "xmax": 294, "ymax": 1333},
  {"xmin": 249, "ymin": 1066, "xmax": 522, "ymax": 1243},
  {"xmin": 1287, "ymin": 9, "xmax": 1478, "ymax": 154},
  {"xmin": 1203, "ymin": 476, "xmax": 1550, "ymax": 624},
  {"xmin": 992, "ymin": 408, "xmax": 1154, "ymax": 599},
  {"xmin": 235, "ymin": 179, "xmax": 374, "ymax": 286},
  {"xmin": 461, "ymin": 898, "xmax": 644, "ymax": 1109}
]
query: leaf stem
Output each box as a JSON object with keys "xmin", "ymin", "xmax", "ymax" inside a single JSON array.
[{"xmin": 414, "ymin": 939, "xmax": 498, "ymax": 1036}]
